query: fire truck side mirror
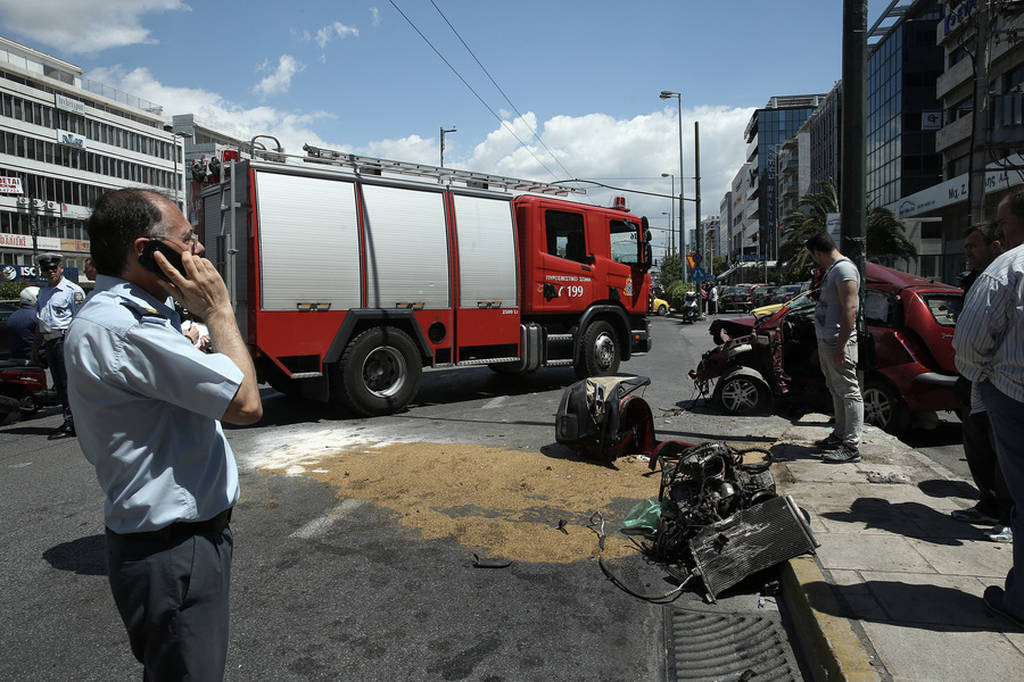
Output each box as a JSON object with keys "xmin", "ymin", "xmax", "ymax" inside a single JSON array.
[{"xmin": 641, "ymin": 217, "xmax": 653, "ymax": 270}]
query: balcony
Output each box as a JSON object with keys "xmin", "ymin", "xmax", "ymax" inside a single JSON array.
[
  {"xmin": 935, "ymin": 113, "xmax": 972, "ymax": 153},
  {"xmin": 936, "ymin": 57, "xmax": 972, "ymax": 100}
]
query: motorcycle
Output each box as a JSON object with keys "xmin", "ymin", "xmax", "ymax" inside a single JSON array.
[
  {"xmin": 0, "ymin": 358, "xmax": 59, "ymax": 417},
  {"xmin": 681, "ymin": 291, "xmax": 700, "ymax": 324}
]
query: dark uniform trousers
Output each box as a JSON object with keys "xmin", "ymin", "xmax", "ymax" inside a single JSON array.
[
  {"xmin": 43, "ymin": 334, "xmax": 72, "ymax": 423},
  {"xmin": 105, "ymin": 512, "xmax": 233, "ymax": 682}
]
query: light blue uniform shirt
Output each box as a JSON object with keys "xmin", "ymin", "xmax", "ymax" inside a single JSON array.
[
  {"xmin": 36, "ymin": 276, "xmax": 85, "ymax": 333},
  {"xmin": 65, "ymin": 275, "xmax": 244, "ymax": 533}
]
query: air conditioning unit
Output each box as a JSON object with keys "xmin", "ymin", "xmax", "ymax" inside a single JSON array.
[
  {"xmin": 32, "ymin": 198, "xmax": 44, "ymax": 209},
  {"xmin": 46, "ymin": 201, "xmax": 58, "ymax": 211},
  {"xmin": 16, "ymin": 197, "xmax": 29, "ymax": 207}
]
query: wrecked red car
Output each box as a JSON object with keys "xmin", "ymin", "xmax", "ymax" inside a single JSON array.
[{"xmin": 692, "ymin": 263, "xmax": 961, "ymax": 434}]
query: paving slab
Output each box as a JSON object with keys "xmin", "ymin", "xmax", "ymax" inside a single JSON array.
[
  {"xmin": 906, "ymin": 537, "xmax": 1013, "ymax": 578},
  {"xmin": 860, "ymin": 620, "xmax": 1022, "ymax": 682},
  {"xmin": 814, "ymin": 533, "xmax": 935, "ymax": 573}
]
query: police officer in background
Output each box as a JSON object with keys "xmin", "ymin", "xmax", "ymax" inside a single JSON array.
[{"xmin": 30, "ymin": 252, "xmax": 84, "ymax": 437}]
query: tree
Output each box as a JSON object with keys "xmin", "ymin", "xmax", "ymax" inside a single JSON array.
[
  {"xmin": 657, "ymin": 253, "xmax": 682, "ymax": 290},
  {"xmin": 778, "ymin": 180, "xmax": 917, "ymax": 279},
  {"xmin": 866, "ymin": 206, "xmax": 917, "ymax": 266}
]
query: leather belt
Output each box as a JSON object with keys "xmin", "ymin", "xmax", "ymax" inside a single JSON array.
[{"xmin": 108, "ymin": 508, "xmax": 233, "ymax": 540}]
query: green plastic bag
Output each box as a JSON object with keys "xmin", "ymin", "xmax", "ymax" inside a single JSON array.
[{"xmin": 622, "ymin": 499, "xmax": 662, "ymax": 531}]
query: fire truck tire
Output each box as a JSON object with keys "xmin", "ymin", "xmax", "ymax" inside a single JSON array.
[
  {"xmin": 335, "ymin": 326, "xmax": 421, "ymax": 416},
  {"xmin": 575, "ymin": 320, "xmax": 620, "ymax": 379}
]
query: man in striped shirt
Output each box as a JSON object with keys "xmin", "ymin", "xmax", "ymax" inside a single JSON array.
[{"xmin": 953, "ymin": 191, "xmax": 1024, "ymax": 628}]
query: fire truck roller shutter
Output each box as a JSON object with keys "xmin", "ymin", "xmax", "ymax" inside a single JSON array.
[
  {"xmin": 361, "ymin": 185, "xmax": 450, "ymax": 309},
  {"xmin": 452, "ymin": 194, "xmax": 517, "ymax": 306},
  {"xmin": 254, "ymin": 172, "xmax": 362, "ymax": 311}
]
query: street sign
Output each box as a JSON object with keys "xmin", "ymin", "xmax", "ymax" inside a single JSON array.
[
  {"xmin": 690, "ymin": 266, "xmax": 707, "ymax": 282},
  {"xmin": 692, "ymin": 253, "xmax": 702, "ymax": 265}
]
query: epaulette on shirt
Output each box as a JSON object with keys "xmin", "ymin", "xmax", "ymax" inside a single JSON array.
[{"xmin": 119, "ymin": 299, "xmax": 165, "ymax": 321}]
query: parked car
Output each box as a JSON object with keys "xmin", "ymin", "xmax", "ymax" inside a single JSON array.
[
  {"xmin": 771, "ymin": 283, "xmax": 805, "ymax": 304},
  {"xmin": 693, "ymin": 263, "xmax": 962, "ymax": 434},
  {"xmin": 752, "ymin": 285, "xmax": 778, "ymax": 309},
  {"xmin": 750, "ymin": 288, "xmax": 812, "ymax": 320},
  {"xmin": 719, "ymin": 283, "xmax": 767, "ymax": 313},
  {"xmin": 650, "ymin": 294, "xmax": 670, "ymax": 316}
]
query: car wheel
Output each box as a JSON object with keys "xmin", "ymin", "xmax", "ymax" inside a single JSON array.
[
  {"xmin": 713, "ymin": 371, "xmax": 771, "ymax": 415},
  {"xmin": 334, "ymin": 326, "xmax": 422, "ymax": 416},
  {"xmin": 575, "ymin": 320, "xmax": 620, "ymax": 379},
  {"xmin": 863, "ymin": 378, "xmax": 910, "ymax": 434},
  {"xmin": 657, "ymin": 304, "xmax": 668, "ymax": 316}
]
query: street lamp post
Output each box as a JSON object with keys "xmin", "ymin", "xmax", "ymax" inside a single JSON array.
[
  {"xmin": 659, "ymin": 90, "xmax": 685, "ymax": 282},
  {"xmin": 440, "ymin": 126, "xmax": 456, "ymax": 167},
  {"xmin": 660, "ymin": 173, "xmax": 675, "ymax": 256}
]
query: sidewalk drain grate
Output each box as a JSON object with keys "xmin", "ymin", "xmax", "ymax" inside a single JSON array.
[{"xmin": 665, "ymin": 607, "xmax": 799, "ymax": 681}]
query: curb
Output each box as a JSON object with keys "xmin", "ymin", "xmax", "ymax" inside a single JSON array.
[{"xmin": 780, "ymin": 555, "xmax": 880, "ymax": 681}]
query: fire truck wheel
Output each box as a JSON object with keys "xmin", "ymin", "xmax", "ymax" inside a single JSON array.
[
  {"xmin": 335, "ymin": 326, "xmax": 422, "ymax": 416},
  {"xmin": 575, "ymin": 320, "xmax": 620, "ymax": 378}
]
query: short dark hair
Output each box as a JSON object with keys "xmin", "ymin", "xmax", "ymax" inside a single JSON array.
[
  {"xmin": 1005, "ymin": 190, "xmax": 1024, "ymax": 224},
  {"xmin": 963, "ymin": 223, "xmax": 999, "ymax": 244},
  {"xmin": 804, "ymin": 232, "xmax": 835, "ymax": 254},
  {"xmin": 86, "ymin": 189, "xmax": 166, "ymax": 276}
]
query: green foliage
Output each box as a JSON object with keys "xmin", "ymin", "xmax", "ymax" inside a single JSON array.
[
  {"xmin": 657, "ymin": 253, "xmax": 682, "ymax": 289},
  {"xmin": 0, "ymin": 281, "xmax": 26, "ymax": 300},
  {"xmin": 779, "ymin": 180, "xmax": 918, "ymax": 279},
  {"xmin": 665, "ymin": 279, "xmax": 688, "ymax": 309}
]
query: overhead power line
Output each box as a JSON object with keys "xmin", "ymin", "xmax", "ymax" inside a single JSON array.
[
  {"xmin": 388, "ymin": 0, "xmax": 560, "ymax": 179},
  {"xmin": 428, "ymin": 0, "xmax": 574, "ymax": 180}
]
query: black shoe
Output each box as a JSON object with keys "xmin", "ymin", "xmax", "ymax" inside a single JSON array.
[
  {"xmin": 814, "ymin": 433, "xmax": 842, "ymax": 450},
  {"xmin": 821, "ymin": 444, "xmax": 861, "ymax": 464},
  {"xmin": 950, "ymin": 507, "xmax": 999, "ymax": 525},
  {"xmin": 47, "ymin": 421, "xmax": 75, "ymax": 440},
  {"xmin": 983, "ymin": 586, "xmax": 1024, "ymax": 629}
]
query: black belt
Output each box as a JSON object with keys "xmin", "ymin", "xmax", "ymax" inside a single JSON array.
[{"xmin": 108, "ymin": 508, "xmax": 232, "ymax": 540}]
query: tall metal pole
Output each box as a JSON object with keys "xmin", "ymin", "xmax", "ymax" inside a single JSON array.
[
  {"xmin": 694, "ymin": 120, "xmax": 702, "ymax": 269},
  {"xmin": 440, "ymin": 126, "xmax": 456, "ymax": 167},
  {"xmin": 842, "ymin": 0, "xmax": 866, "ymax": 280},
  {"xmin": 967, "ymin": 1, "xmax": 991, "ymax": 227},
  {"xmin": 661, "ymin": 90, "xmax": 685, "ymax": 282}
]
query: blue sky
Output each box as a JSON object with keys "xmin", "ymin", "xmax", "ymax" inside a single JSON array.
[{"xmin": 0, "ymin": 0, "xmax": 893, "ymax": 252}]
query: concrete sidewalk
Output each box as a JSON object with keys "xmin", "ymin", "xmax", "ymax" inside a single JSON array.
[{"xmin": 769, "ymin": 415, "xmax": 1023, "ymax": 680}]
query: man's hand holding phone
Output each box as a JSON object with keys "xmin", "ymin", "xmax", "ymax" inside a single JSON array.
[{"xmin": 148, "ymin": 242, "xmax": 232, "ymax": 322}]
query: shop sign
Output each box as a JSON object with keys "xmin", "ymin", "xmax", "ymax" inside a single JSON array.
[
  {"xmin": 56, "ymin": 129, "xmax": 86, "ymax": 149},
  {"xmin": 921, "ymin": 111, "xmax": 942, "ymax": 130},
  {"xmin": 55, "ymin": 93, "xmax": 86, "ymax": 116},
  {"xmin": 0, "ymin": 232, "xmax": 61, "ymax": 250},
  {"xmin": 943, "ymin": 0, "xmax": 977, "ymax": 37},
  {"xmin": 0, "ymin": 176, "xmax": 24, "ymax": 194}
]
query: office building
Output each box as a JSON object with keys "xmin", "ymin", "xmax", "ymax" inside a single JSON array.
[
  {"xmin": 744, "ymin": 94, "xmax": 826, "ymax": 261},
  {"xmin": 0, "ymin": 36, "xmax": 186, "ymax": 278},
  {"xmin": 865, "ymin": 0, "xmax": 944, "ymax": 209}
]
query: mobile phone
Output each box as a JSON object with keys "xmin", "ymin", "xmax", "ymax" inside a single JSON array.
[{"xmin": 139, "ymin": 239, "xmax": 187, "ymax": 282}]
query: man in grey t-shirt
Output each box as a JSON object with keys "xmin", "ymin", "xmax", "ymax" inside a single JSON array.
[{"xmin": 806, "ymin": 232, "xmax": 863, "ymax": 463}]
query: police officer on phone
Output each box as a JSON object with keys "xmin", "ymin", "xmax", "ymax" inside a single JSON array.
[
  {"xmin": 65, "ymin": 189, "xmax": 262, "ymax": 679},
  {"xmin": 30, "ymin": 252, "xmax": 84, "ymax": 438}
]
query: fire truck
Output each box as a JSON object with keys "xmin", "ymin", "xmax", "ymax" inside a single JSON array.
[{"xmin": 197, "ymin": 143, "xmax": 655, "ymax": 416}]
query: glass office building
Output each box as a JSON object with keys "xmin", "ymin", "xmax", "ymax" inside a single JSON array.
[
  {"xmin": 866, "ymin": 0, "xmax": 943, "ymax": 208},
  {"xmin": 744, "ymin": 95, "xmax": 824, "ymax": 259}
]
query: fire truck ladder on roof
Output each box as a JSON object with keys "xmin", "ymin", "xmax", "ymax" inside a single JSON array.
[{"xmin": 301, "ymin": 143, "xmax": 585, "ymax": 196}]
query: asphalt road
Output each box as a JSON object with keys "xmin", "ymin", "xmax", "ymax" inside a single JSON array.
[{"xmin": 0, "ymin": 313, "xmax": 966, "ymax": 680}]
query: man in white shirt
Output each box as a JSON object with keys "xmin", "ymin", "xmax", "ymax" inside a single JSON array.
[{"xmin": 953, "ymin": 191, "xmax": 1024, "ymax": 628}]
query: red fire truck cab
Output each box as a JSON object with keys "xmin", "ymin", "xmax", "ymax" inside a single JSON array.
[{"xmin": 198, "ymin": 144, "xmax": 654, "ymax": 416}]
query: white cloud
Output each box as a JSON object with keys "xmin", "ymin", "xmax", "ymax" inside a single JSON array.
[
  {"xmin": 251, "ymin": 55, "xmax": 305, "ymax": 97},
  {"xmin": 87, "ymin": 65, "xmax": 333, "ymax": 154},
  {"xmin": 307, "ymin": 20, "xmax": 359, "ymax": 49},
  {"xmin": 0, "ymin": 0, "xmax": 189, "ymax": 54},
  {"xmin": 370, "ymin": 7, "xmax": 381, "ymax": 27},
  {"xmin": 457, "ymin": 106, "xmax": 755, "ymax": 238}
]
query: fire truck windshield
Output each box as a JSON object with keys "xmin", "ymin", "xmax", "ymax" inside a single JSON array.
[{"xmin": 610, "ymin": 219, "xmax": 641, "ymax": 265}]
